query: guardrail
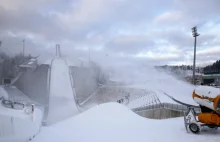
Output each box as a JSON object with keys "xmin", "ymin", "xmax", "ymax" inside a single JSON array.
[
  {"xmin": 79, "ymin": 86, "xmax": 161, "ymax": 107},
  {"xmin": 132, "ymin": 103, "xmax": 201, "ymax": 113},
  {"xmin": 0, "ymin": 96, "xmax": 43, "ymax": 113}
]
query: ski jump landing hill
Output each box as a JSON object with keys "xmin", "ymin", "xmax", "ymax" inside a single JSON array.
[
  {"xmin": 45, "ymin": 58, "xmax": 79, "ymax": 125},
  {"xmin": 0, "ymin": 56, "xmax": 83, "ymax": 141},
  {"xmin": 13, "ymin": 56, "xmax": 99, "ymax": 123},
  {"xmin": 14, "ymin": 56, "xmax": 82, "ymax": 125}
]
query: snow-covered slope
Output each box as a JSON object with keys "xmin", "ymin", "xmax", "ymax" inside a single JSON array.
[
  {"xmin": 46, "ymin": 58, "xmax": 78, "ymax": 125},
  {"xmin": 0, "ymin": 104, "xmax": 44, "ymax": 142},
  {"xmin": 0, "ymin": 86, "xmax": 8, "ymax": 99},
  {"xmin": 112, "ymin": 66, "xmax": 197, "ymax": 105},
  {"xmin": 82, "ymin": 65, "xmax": 198, "ymax": 109},
  {"xmin": 33, "ymin": 103, "xmax": 220, "ymax": 142}
]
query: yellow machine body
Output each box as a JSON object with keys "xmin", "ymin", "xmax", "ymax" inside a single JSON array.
[{"xmin": 192, "ymin": 86, "xmax": 220, "ymax": 125}]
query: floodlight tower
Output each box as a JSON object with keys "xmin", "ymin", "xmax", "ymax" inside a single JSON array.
[
  {"xmin": 192, "ymin": 26, "xmax": 200, "ymax": 85},
  {"xmin": 23, "ymin": 39, "xmax": 25, "ymax": 57}
]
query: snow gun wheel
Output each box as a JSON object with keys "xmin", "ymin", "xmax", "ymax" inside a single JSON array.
[{"xmin": 189, "ymin": 123, "xmax": 200, "ymax": 134}]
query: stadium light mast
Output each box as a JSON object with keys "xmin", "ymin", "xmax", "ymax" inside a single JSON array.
[
  {"xmin": 23, "ymin": 39, "xmax": 25, "ymax": 57},
  {"xmin": 192, "ymin": 26, "xmax": 200, "ymax": 85}
]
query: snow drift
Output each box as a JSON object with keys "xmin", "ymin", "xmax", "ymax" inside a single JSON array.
[{"xmin": 33, "ymin": 102, "xmax": 220, "ymax": 142}]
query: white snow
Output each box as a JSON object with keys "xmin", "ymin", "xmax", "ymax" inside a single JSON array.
[
  {"xmin": 3, "ymin": 57, "xmax": 219, "ymax": 142},
  {"xmin": 127, "ymin": 91, "xmax": 162, "ymax": 108},
  {"xmin": 0, "ymin": 106, "xmax": 43, "ymax": 142},
  {"xmin": 33, "ymin": 102, "xmax": 220, "ymax": 142},
  {"xmin": 46, "ymin": 58, "xmax": 78, "ymax": 125},
  {"xmin": 123, "ymin": 66, "xmax": 198, "ymax": 105},
  {"xmin": 0, "ymin": 86, "xmax": 9, "ymax": 99},
  {"xmin": 42, "ymin": 58, "xmax": 53, "ymax": 65},
  {"xmin": 195, "ymin": 86, "xmax": 220, "ymax": 98}
]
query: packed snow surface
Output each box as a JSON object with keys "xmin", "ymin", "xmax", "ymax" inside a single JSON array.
[
  {"xmin": 33, "ymin": 103, "xmax": 220, "ymax": 142},
  {"xmin": 195, "ymin": 86, "xmax": 220, "ymax": 98},
  {"xmin": 46, "ymin": 58, "xmax": 78, "ymax": 124},
  {"xmin": 0, "ymin": 106, "xmax": 43, "ymax": 142}
]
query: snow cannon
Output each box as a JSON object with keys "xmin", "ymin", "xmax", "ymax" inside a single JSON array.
[
  {"xmin": 184, "ymin": 86, "xmax": 220, "ymax": 134},
  {"xmin": 192, "ymin": 89, "xmax": 220, "ymax": 114}
]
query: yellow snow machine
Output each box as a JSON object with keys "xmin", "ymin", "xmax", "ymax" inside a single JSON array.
[{"xmin": 184, "ymin": 86, "xmax": 220, "ymax": 134}]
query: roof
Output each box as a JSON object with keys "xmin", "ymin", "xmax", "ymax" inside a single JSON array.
[{"xmin": 202, "ymin": 74, "xmax": 220, "ymax": 79}]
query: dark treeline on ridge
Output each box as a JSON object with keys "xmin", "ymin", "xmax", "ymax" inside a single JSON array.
[
  {"xmin": 0, "ymin": 52, "xmax": 31, "ymax": 84},
  {"xmin": 203, "ymin": 60, "xmax": 220, "ymax": 74}
]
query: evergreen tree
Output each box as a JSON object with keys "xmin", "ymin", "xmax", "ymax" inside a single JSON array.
[{"xmin": 204, "ymin": 59, "xmax": 220, "ymax": 73}]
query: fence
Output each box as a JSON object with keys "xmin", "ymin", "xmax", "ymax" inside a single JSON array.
[
  {"xmin": 132, "ymin": 103, "xmax": 201, "ymax": 113},
  {"xmin": 132, "ymin": 103, "xmax": 201, "ymax": 119}
]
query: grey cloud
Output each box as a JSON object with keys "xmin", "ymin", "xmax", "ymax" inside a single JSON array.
[
  {"xmin": 153, "ymin": 29, "xmax": 218, "ymax": 51},
  {"xmin": 105, "ymin": 35, "xmax": 155, "ymax": 54},
  {"xmin": 176, "ymin": 0, "xmax": 220, "ymax": 17},
  {"xmin": 0, "ymin": 7, "xmax": 62, "ymax": 40},
  {"xmin": 0, "ymin": 33, "xmax": 45, "ymax": 56},
  {"xmin": 0, "ymin": 0, "xmax": 220, "ymax": 67}
]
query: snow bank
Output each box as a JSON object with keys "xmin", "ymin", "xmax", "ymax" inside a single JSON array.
[
  {"xmin": 0, "ymin": 106, "xmax": 44, "ymax": 142},
  {"xmin": 33, "ymin": 103, "xmax": 220, "ymax": 142},
  {"xmin": 0, "ymin": 86, "xmax": 9, "ymax": 99}
]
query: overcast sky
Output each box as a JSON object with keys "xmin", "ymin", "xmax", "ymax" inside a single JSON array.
[{"xmin": 0, "ymin": 0, "xmax": 219, "ymax": 67}]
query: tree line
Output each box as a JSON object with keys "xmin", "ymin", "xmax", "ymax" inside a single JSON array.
[
  {"xmin": 203, "ymin": 60, "xmax": 220, "ymax": 73},
  {"xmin": 0, "ymin": 52, "xmax": 31, "ymax": 84}
]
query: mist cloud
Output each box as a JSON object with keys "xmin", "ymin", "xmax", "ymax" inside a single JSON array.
[{"xmin": 0, "ymin": 0, "xmax": 219, "ymax": 66}]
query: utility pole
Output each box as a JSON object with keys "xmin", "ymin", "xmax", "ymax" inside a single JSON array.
[
  {"xmin": 56, "ymin": 44, "xmax": 60, "ymax": 57},
  {"xmin": 192, "ymin": 26, "xmax": 200, "ymax": 85},
  {"xmin": 23, "ymin": 39, "xmax": 25, "ymax": 57}
]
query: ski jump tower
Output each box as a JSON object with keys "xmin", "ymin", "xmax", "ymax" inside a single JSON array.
[{"xmin": 56, "ymin": 44, "xmax": 61, "ymax": 57}]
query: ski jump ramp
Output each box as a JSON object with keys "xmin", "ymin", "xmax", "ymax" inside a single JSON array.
[{"xmin": 46, "ymin": 58, "xmax": 78, "ymax": 125}]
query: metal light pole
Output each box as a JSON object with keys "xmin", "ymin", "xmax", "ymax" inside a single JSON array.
[
  {"xmin": 23, "ymin": 39, "xmax": 25, "ymax": 57},
  {"xmin": 192, "ymin": 26, "xmax": 200, "ymax": 85}
]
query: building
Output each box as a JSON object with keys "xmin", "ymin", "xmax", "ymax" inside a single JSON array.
[{"xmin": 202, "ymin": 73, "xmax": 220, "ymax": 86}]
